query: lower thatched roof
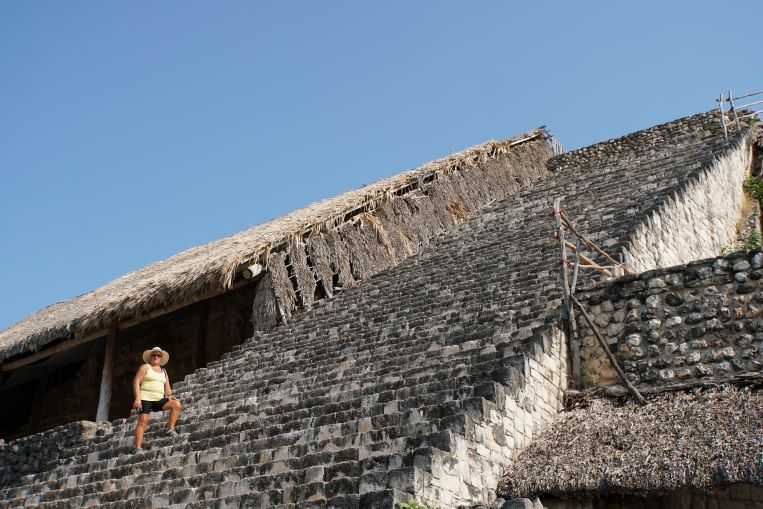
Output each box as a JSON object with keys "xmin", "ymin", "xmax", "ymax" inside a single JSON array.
[{"xmin": 499, "ymin": 386, "xmax": 763, "ymax": 499}]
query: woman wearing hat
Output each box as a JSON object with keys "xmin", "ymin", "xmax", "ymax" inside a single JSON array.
[{"xmin": 132, "ymin": 346, "xmax": 182, "ymax": 449}]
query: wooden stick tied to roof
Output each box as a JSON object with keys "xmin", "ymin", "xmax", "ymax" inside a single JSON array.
[
  {"xmin": 560, "ymin": 212, "xmax": 635, "ymax": 276},
  {"xmin": 571, "ymin": 295, "xmax": 646, "ymax": 405}
]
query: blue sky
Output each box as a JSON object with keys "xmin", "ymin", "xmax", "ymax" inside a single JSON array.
[{"xmin": 1, "ymin": 1, "xmax": 761, "ymax": 331}]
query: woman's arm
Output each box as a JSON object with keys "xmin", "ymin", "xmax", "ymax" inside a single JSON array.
[
  {"xmin": 132, "ymin": 365, "xmax": 148, "ymax": 409},
  {"xmin": 164, "ymin": 370, "xmax": 173, "ymax": 399}
]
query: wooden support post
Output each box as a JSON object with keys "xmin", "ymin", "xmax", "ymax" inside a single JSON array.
[
  {"xmin": 96, "ymin": 325, "xmax": 118, "ymax": 422},
  {"xmin": 568, "ymin": 238, "xmax": 582, "ymax": 386},
  {"xmin": 196, "ymin": 300, "xmax": 210, "ymax": 367},
  {"xmin": 554, "ymin": 198, "xmax": 579, "ymax": 387},
  {"xmin": 572, "ymin": 296, "xmax": 646, "ymax": 405},
  {"xmin": 554, "ymin": 198, "xmax": 570, "ymax": 314}
]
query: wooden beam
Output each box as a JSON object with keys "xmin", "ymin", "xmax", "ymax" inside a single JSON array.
[
  {"xmin": 95, "ymin": 325, "xmax": 118, "ymax": 421},
  {"xmin": 560, "ymin": 213, "xmax": 635, "ymax": 275},
  {"xmin": 563, "ymin": 240, "xmax": 614, "ymax": 277},
  {"xmin": 554, "ymin": 197, "xmax": 579, "ymax": 388},
  {"xmin": 572, "ymin": 295, "xmax": 646, "ymax": 405},
  {"xmin": 1, "ymin": 281, "xmax": 251, "ymax": 373},
  {"xmin": 2, "ymin": 333, "xmax": 101, "ymax": 372}
]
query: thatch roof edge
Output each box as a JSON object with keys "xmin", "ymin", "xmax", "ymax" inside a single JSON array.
[
  {"xmin": 0, "ymin": 128, "xmax": 551, "ymax": 363},
  {"xmin": 499, "ymin": 386, "xmax": 763, "ymax": 499}
]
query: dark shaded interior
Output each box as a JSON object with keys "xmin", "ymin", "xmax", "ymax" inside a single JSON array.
[{"xmin": 0, "ymin": 282, "xmax": 258, "ymax": 440}]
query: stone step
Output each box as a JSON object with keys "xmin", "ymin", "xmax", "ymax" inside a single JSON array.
[
  {"xmin": 4, "ymin": 386, "xmax": 488, "ymax": 499},
  {"xmin": 179, "ymin": 348, "xmax": 503, "ymax": 418},
  {"xmin": 65, "ymin": 362, "xmax": 499, "ymax": 461},
  {"xmin": 162, "ymin": 349, "xmax": 506, "ymax": 427},
  {"xmin": 10, "ymin": 430, "xmax": 451, "ymax": 509},
  {"xmin": 47, "ymin": 387, "xmax": 480, "ymax": 481},
  {"xmin": 176, "ymin": 326, "xmax": 504, "ymax": 399}
]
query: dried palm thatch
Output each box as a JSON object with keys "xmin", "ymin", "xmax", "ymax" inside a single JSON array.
[
  {"xmin": 499, "ymin": 386, "xmax": 763, "ymax": 500},
  {"xmin": 0, "ymin": 128, "xmax": 553, "ymax": 363}
]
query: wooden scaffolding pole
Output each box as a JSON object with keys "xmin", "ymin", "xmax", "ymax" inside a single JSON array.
[
  {"xmin": 554, "ymin": 198, "xmax": 581, "ymax": 387},
  {"xmin": 572, "ymin": 296, "xmax": 645, "ymax": 405},
  {"xmin": 560, "ymin": 212, "xmax": 635, "ymax": 276}
]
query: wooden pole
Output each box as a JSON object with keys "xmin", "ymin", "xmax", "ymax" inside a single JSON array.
[
  {"xmin": 569, "ymin": 238, "xmax": 581, "ymax": 386},
  {"xmin": 560, "ymin": 213, "xmax": 635, "ymax": 275},
  {"xmin": 563, "ymin": 240, "xmax": 614, "ymax": 277},
  {"xmin": 719, "ymin": 93, "xmax": 729, "ymax": 144},
  {"xmin": 571, "ymin": 296, "xmax": 645, "ymax": 405},
  {"xmin": 95, "ymin": 325, "xmax": 118, "ymax": 421},
  {"xmin": 554, "ymin": 198, "xmax": 570, "ymax": 315},
  {"xmin": 554, "ymin": 198, "xmax": 578, "ymax": 387}
]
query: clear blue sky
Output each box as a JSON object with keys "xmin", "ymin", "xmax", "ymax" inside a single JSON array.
[{"xmin": 1, "ymin": 1, "xmax": 761, "ymax": 331}]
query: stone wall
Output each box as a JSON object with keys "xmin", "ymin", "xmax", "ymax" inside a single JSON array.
[
  {"xmin": 547, "ymin": 111, "xmax": 726, "ymax": 175},
  {"xmin": 577, "ymin": 250, "xmax": 763, "ymax": 389},
  {"xmin": 0, "ymin": 112, "xmax": 741, "ymax": 509},
  {"xmin": 415, "ymin": 327, "xmax": 567, "ymax": 508},
  {"xmin": 622, "ymin": 137, "xmax": 753, "ymax": 273}
]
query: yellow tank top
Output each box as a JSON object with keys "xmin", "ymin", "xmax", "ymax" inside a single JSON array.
[{"xmin": 140, "ymin": 364, "xmax": 166, "ymax": 401}]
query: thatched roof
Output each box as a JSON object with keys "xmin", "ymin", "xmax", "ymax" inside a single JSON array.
[
  {"xmin": 0, "ymin": 128, "xmax": 549, "ymax": 363},
  {"xmin": 499, "ymin": 386, "xmax": 763, "ymax": 499}
]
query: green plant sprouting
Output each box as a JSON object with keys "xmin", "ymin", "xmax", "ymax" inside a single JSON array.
[
  {"xmin": 742, "ymin": 230, "xmax": 761, "ymax": 250},
  {"xmin": 743, "ymin": 176, "xmax": 763, "ymax": 203},
  {"xmin": 395, "ymin": 500, "xmax": 436, "ymax": 509}
]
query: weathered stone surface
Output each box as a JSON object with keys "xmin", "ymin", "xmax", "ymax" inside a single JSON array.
[
  {"xmin": 579, "ymin": 249, "xmax": 763, "ymax": 390},
  {"xmin": 0, "ymin": 111, "xmax": 749, "ymax": 509}
]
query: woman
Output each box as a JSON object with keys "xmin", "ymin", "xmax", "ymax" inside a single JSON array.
[{"xmin": 132, "ymin": 346, "xmax": 182, "ymax": 449}]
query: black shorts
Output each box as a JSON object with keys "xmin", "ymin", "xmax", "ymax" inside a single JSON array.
[{"xmin": 139, "ymin": 398, "xmax": 169, "ymax": 414}]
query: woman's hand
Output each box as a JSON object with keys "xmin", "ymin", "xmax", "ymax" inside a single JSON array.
[{"xmin": 133, "ymin": 398, "xmax": 142, "ymax": 411}]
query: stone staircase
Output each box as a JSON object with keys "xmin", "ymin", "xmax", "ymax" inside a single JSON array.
[
  {"xmin": 0, "ymin": 111, "xmax": 738, "ymax": 509},
  {"xmin": 1, "ymin": 325, "xmax": 565, "ymax": 509}
]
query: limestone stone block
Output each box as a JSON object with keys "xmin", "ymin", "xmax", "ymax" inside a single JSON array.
[
  {"xmin": 658, "ymin": 369, "xmax": 675, "ymax": 381},
  {"xmin": 665, "ymin": 315, "xmax": 683, "ymax": 329},
  {"xmin": 675, "ymin": 368, "xmax": 692, "ymax": 379},
  {"xmin": 595, "ymin": 314, "xmax": 611, "ymax": 328},
  {"xmin": 305, "ymin": 466, "xmax": 324, "ymax": 484},
  {"xmin": 605, "ymin": 323, "xmax": 624, "ymax": 337}
]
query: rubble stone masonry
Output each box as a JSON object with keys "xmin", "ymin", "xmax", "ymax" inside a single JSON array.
[{"xmin": 577, "ymin": 250, "xmax": 763, "ymax": 389}]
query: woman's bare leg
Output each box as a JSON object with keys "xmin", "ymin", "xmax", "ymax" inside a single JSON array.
[
  {"xmin": 134, "ymin": 413, "xmax": 149, "ymax": 448},
  {"xmin": 162, "ymin": 398, "xmax": 182, "ymax": 431}
]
